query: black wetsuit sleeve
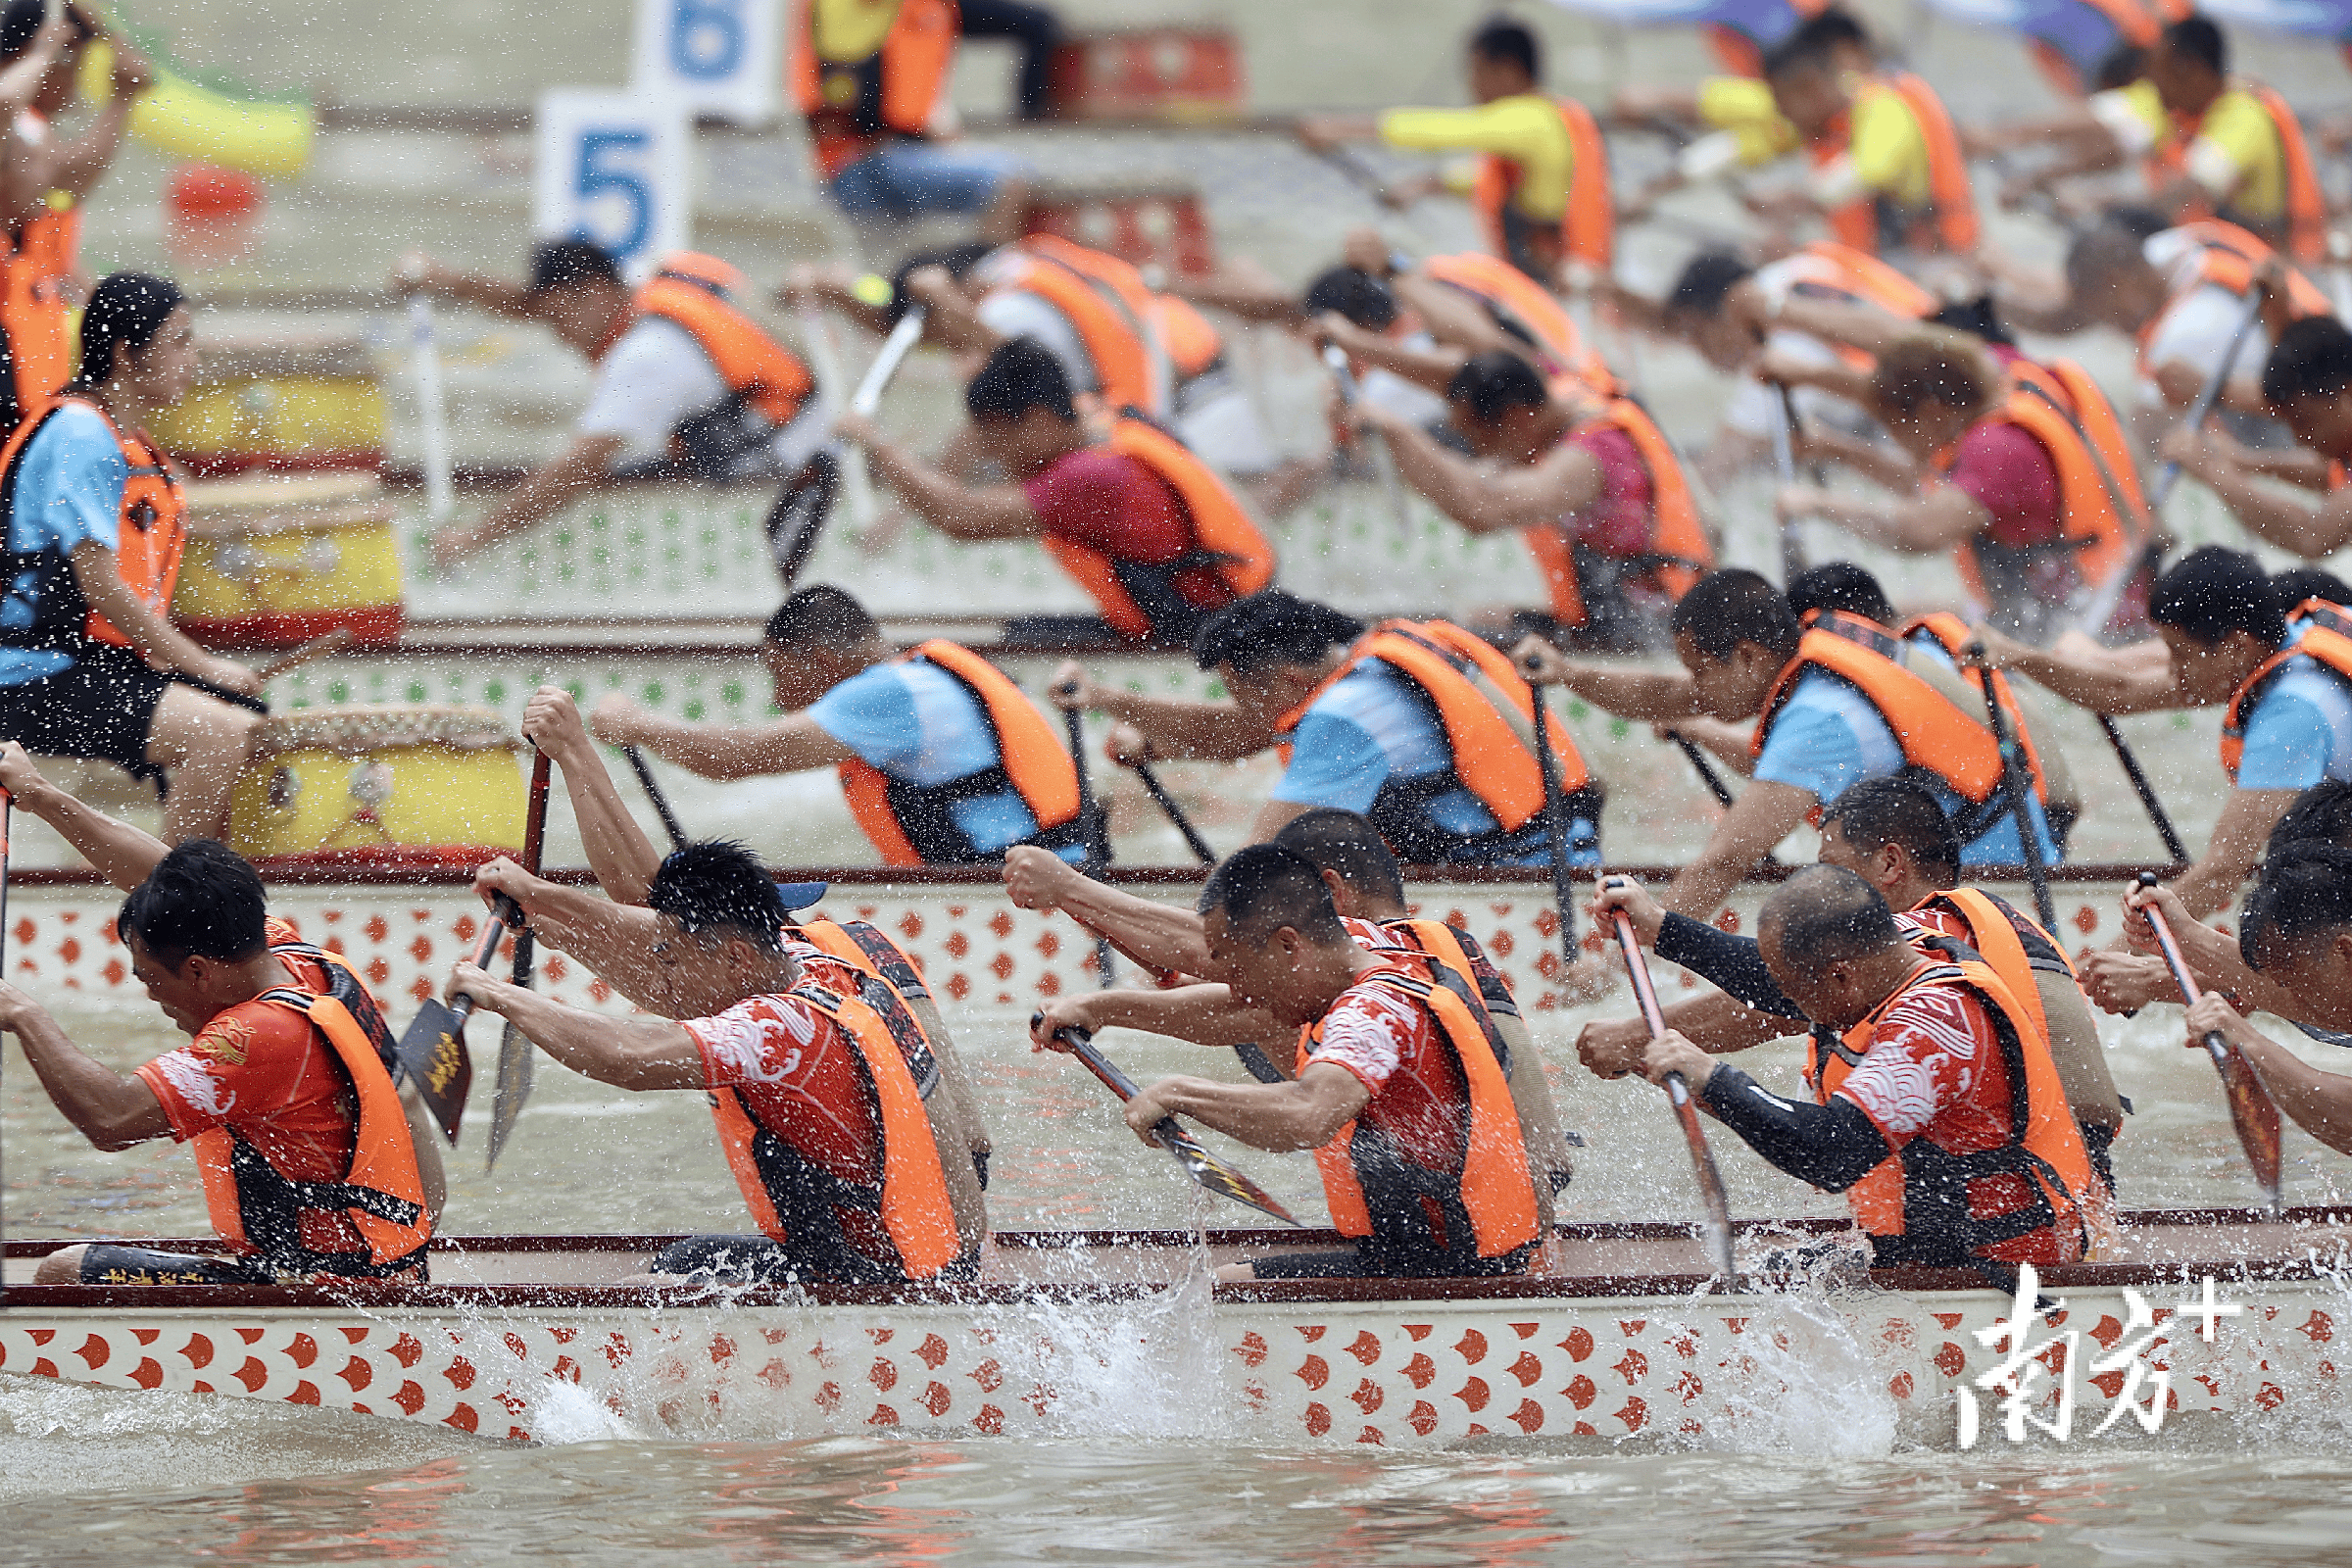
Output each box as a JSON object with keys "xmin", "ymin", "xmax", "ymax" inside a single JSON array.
[
  {"xmin": 1698, "ymin": 1063, "xmax": 1891, "ymax": 1192},
  {"xmin": 1654, "ymin": 914, "xmax": 1804, "ymax": 1019}
]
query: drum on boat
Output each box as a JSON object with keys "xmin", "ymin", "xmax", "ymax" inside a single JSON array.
[
  {"xmin": 150, "ymin": 332, "xmax": 385, "ymax": 478},
  {"xmin": 174, "ymin": 471, "xmax": 405, "ymax": 648},
  {"xmin": 228, "ymin": 704, "xmax": 524, "ymax": 872}
]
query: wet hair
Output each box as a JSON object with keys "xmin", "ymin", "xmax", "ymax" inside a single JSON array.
[
  {"xmin": 118, "ymin": 841, "xmax": 270, "ymax": 970},
  {"xmin": 1273, "ymin": 808, "xmax": 1408, "ymax": 908},
  {"xmin": 1762, "ymin": 31, "xmax": 1838, "ymax": 81},
  {"xmin": 2064, "ymin": 216, "xmax": 2164, "ymax": 302},
  {"xmin": 2262, "ymin": 317, "xmax": 2352, "ymax": 406},
  {"xmin": 0, "ymin": 0, "xmax": 43, "ymax": 59},
  {"xmin": 965, "ymin": 337, "xmax": 1075, "ymax": 422},
  {"xmin": 1468, "ymin": 15, "xmax": 1540, "ymax": 80},
  {"xmin": 647, "ymin": 840, "xmax": 787, "ymax": 953},
  {"xmin": 2266, "ymin": 779, "xmax": 2352, "ymax": 857},
  {"xmin": 2162, "ymin": 14, "xmax": 2226, "ymax": 75},
  {"xmin": 1669, "ymin": 568, "xmax": 1803, "ymax": 664},
  {"xmin": 2149, "ymin": 545, "xmax": 2284, "ymax": 650},
  {"xmin": 2241, "ymin": 842, "xmax": 2352, "ymax": 971},
  {"xmin": 1667, "ymin": 250, "xmax": 1754, "ymax": 320},
  {"xmin": 1192, "ymin": 590, "xmax": 1363, "ymax": 677},
  {"xmin": 2271, "ymin": 567, "xmax": 2352, "ymax": 614},
  {"xmin": 1788, "ymin": 563, "xmax": 1894, "ymax": 628},
  {"xmin": 1820, "ymin": 777, "xmax": 1961, "ymax": 887},
  {"xmin": 1301, "ymin": 265, "xmax": 1398, "ymax": 331},
  {"xmin": 1870, "ymin": 333, "xmax": 1995, "ymax": 420},
  {"xmin": 66, "ymin": 272, "xmax": 182, "ymax": 394},
  {"xmin": 763, "ymin": 584, "xmax": 878, "ymax": 652},
  {"xmin": 1789, "ymin": 7, "xmax": 1871, "ymax": 56},
  {"xmin": 1928, "ymin": 295, "xmax": 2015, "ymax": 349},
  {"xmin": 1761, "ymin": 864, "xmax": 1903, "ymax": 968},
  {"xmin": 525, "ymin": 239, "xmax": 624, "ymax": 295},
  {"xmin": 888, "ymin": 241, "xmax": 992, "ymax": 327},
  {"xmin": 1199, "ymin": 844, "xmax": 1349, "ymax": 946},
  {"xmin": 1446, "ymin": 350, "xmax": 1549, "ymax": 423},
  {"xmin": 2094, "ymin": 42, "xmax": 2148, "ymax": 92}
]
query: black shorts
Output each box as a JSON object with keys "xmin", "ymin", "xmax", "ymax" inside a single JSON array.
[
  {"xmin": 0, "ymin": 641, "xmax": 171, "ymax": 775},
  {"xmin": 75, "ymin": 1245, "xmax": 278, "ymax": 1286},
  {"xmin": 1246, "ymin": 1242, "xmax": 1538, "ymax": 1281}
]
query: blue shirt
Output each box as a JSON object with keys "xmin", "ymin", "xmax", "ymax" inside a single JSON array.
[
  {"xmin": 1754, "ymin": 665, "xmax": 2058, "ymax": 864},
  {"xmin": 808, "ymin": 660, "xmax": 1083, "ymax": 862},
  {"xmin": 2234, "ymin": 620, "xmax": 2352, "ymax": 791},
  {"xmin": 1271, "ymin": 659, "xmax": 1595, "ymax": 866},
  {"xmin": 0, "ymin": 404, "xmax": 131, "ymax": 687}
]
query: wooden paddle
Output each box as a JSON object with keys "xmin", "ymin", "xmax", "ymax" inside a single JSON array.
[
  {"xmin": 621, "ymin": 745, "xmax": 688, "ymax": 850},
  {"xmin": 484, "ymin": 748, "xmax": 552, "ymax": 1173},
  {"xmin": 2137, "ymin": 872, "xmax": 2285, "ymax": 1216},
  {"xmin": 393, "ymin": 904, "xmax": 514, "ymax": 1145},
  {"xmin": 169, "ymin": 627, "xmax": 356, "ymax": 716},
  {"xmin": 1062, "ymin": 707, "xmax": 1117, "ymax": 987},
  {"xmin": 1035, "ymin": 1013, "xmax": 1299, "ymax": 1226},
  {"xmin": 1962, "ymin": 642, "xmax": 2059, "ymax": 933},
  {"xmin": 1133, "ymin": 760, "xmax": 1214, "ymax": 865},
  {"xmin": 2096, "ymin": 714, "xmax": 2189, "ymax": 865},
  {"xmin": 1605, "ymin": 882, "xmax": 1738, "ymax": 1276}
]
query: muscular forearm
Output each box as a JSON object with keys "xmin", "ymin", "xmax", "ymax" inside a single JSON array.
[
  {"xmin": 1078, "ymin": 984, "xmax": 1280, "ymax": 1050},
  {"xmin": 1659, "ymin": 987, "xmax": 1806, "ymax": 1052},
  {"xmin": 506, "ymin": 884, "xmax": 673, "ymax": 1013},
  {"xmin": 1553, "ymin": 662, "xmax": 1703, "ymax": 723},
  {"xmin": 474, "ymin": 456, "xmax": 603, "ymax": 549},
  {"xmin": 1383, "ymin": 418, "xmax": 1595, "ymax": 534},
  {"xmin": 2197, "ymin": 465, "xmax": 2352, "ymax": 560},
  {"xmin": 548, "ymin": 745, "xmax": 664, "ymax": 901},
  {"xmin": 1053, "ymin": 877, "xmax": 1213, "ymax": 974},
  {"xmin": 1699, "ymin": 1066, "xmax": 1889, "ymax": 1190},
  {"xmin": 18, "ymin": 782, "xmax": 168, "ymax": 890},
  {"xmin": 10, "ymin": 1010, "xmax": 161, "ymax": 1150},
  {"xmin": 1142, "ymin": 1072, "xmax": 1353, "ymax": 1152},
  {"xmin": 864, "ymin": 440, "xmax": 1035, "ymax": 539},
  {"xmin": 2002, "ymin": 647, "xmax": 2180, "ymax": 715},
  {"xmin": 2240, "ymin": 1036, "xmax": 2352, "ymax": 1154},
  {"xmin": 476, "ymin": 982, "xmax": 697, "ymax": 1090},
  {"xmin": 628, "ymin": 715, "xmax": 808, "ymax": 782},
  {"xmin": 1104, "ymin": 696, "xmax": 1275, "ymax": 762}
]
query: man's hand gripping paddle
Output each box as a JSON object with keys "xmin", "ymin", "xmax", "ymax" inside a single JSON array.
[
  {"xmin": 2137, "ymin": 872, "xmax": 2285, "ymax": 1215},
  {"xmin": 484, "ymin": 748, "xmax": 553, "ymax": 1171},
  {"xmin": 1035, "ymin": 1013, "xmax": 1299, "ymax": 1226}
]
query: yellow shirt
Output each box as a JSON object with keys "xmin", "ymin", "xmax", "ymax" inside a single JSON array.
[
  {"xmin": 1698, "ymin": 75, "xmax": 1799, "ymax": 167},
  {"xmin": 813, "ymin": 0, "xmax": 901, "ymax": 63},
  {"xmin": 1380, "ymin": 95, "xmax": 1573, "ymax": 220},
  {"xmin": 1847, "ymin": 80, "xmax": 1932, "ymax": 209},
  {"xmin": 2094, "ymin": 78, "xmax": 2285, "ymax": 220}
]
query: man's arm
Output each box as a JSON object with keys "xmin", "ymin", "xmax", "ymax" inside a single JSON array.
[
  {"xmin": 1050, "ymin": 664, "xmax": 1277, "ymax": 762},
  {"xmin": 0, "ymin": 986, "xmax": 172, "ymax": 1151},
  {"xmin": 46, "ymin": 39, "xmax": 152, "ymax": 197},
  {"xmin": 0, "ymin": 743, "xmax": 169, "ymax": 890},
  {"xmin": 433, "ymin": 434, "xmax": 623, "ymax": 567},
  {"xmin": 455, "ymin": 961, "xmax": 705, "ymax": 1089},
  {"xmin": 1312, "ymin": 313, "xmax": 1469, "ymax": 394},
  {"xmin": 524, "ymin": 686, "xmax": 663, "ymax": 902},
  {"xmin": 591, "ymin": 698, "xmax": 853, "ymax": 783},
  {"xmin": 2194, "ymin": 996, "xmax": 2352, "ymax": 1154},
  {"xmin": 1976, "ymin": 626, "xmax": 2182, "ymax": 714},
  {"xmin": 2162, "ymin": 425, "xmax": 2352, "ymax": 560},
  {"xmin": 1778, "ymin": 482, "xmax": 1987, "ymax": 556},
  {"xmin": 1789, "ymin": 423, "xmax": 1923, "ymax": 492},
  {"xmin": 472, "ymin": 859, "xmax": 676, "ymax": 1013},
  {"xmin": 1004, "ymin": 846, "xmax": 1214, "ymax": 974},
  {"xmin": 1120, "ymin": 1059, "xmax": 1368, "ymax": 1152},
  {"xmin": 1645, "ymin": 1033, "xmax": 1892, "ymax": 1192},
  {"xmin": 400, "ymin": 259, "xmax": 539, "ymax": 322},
  {"xmin": 1663, "ymin": 779, "xmax": 1815, "ymax": 919},
  {"xmin": 2169, "ymin": 787, "xmax": 2300, "ymax": 919},
  {"xmin": 1372, "ymin": 408, "xmax": 1601, "ymax": 535},
  {"xmin": 1514, "ymin": 636, "xmax": 1706, "ymax": 723},
  {"xmin": 1034, "ymin": 982, "xmax": 1281, "ymax": 1052},
  {"xmin": 854, "ymin": 424, "xmax": 1043, "ymax": 542},
  {"xmin": 71, "ymin": 541, "xmax": 263, "ymax": 696}
]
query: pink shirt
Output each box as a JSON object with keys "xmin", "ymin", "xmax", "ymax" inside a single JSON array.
[
  {"xmin": 1555, "ymin": 424, "xmax": 1657, "ymax": 558},
  {"xmin": 1944, "ymin": 420, "xmax": 2061, "ymax": 550}
]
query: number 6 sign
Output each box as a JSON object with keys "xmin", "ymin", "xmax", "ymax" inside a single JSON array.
[
  {"xmin": 633, "ymin": 0, "xmax": 783, "ymax": 123},
  {"xmin": 535, "ymin": 89, "xmax": 693, "ymax": 275}
]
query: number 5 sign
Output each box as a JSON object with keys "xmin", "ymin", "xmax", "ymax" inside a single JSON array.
[
  {"xmin": 633, "ymin": 0, "xmax": 784, "ymax": 123},
  {"xmin": 535, "ymin": 90, "xmax": 693, "ymax": 275}
]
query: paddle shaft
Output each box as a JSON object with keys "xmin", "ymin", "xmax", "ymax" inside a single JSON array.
[
  {"xmin": 1062, "ymin": 708, "xmax": 1116, "ymax": 986},
  {"xmin": 2149, "ymin": 286, "xmax": 2267, "ymax": 513},
  {"xmin": 2098, "ymin": 714, "xmax": 2189, "ymax": 864},
  {"xmin": 2137, "ymin": 873, "xmax": 2285, "ymax": 1213},
  {"xmin": 254, "ymin": 626, "xmax": 355, "ymax": 683},
  {"xmin": 1967, "ymin": 650, "xmax": 2058, "ymax": 932},
  {"xmin": 1321, "ymin": 342, "xmax": 1413, "ymax": 533},
  {"xmin": 1608, "ymin": 905, "xmax": 1737, "ymax": 1276},
  {"xmin": 1671, "ymin": 734, "xmax": 1737, "ymax": 809},
  {"xmin": 838, "ymin": 307, "xmax": 929, "ymax": 531},
  {"xmin": 1528, "ymin": 693, "xmax": 1579, "ymax": 961},
  {"xmin": 797, "ymin": 302, "xmax": 873, "ymax": 532},
  {"xmin": 1133, "ymin": 760, "xmax": 1214, "ymax": 865},
  {"xmin": 621, "ymin": 745, "xmax": 689, "ymax": 850},
  {"xmin": 447, "ymin": 900, "xmax": 518, "ymax": 1033},
  {"xmin": 1771, "ymin": 385, "xmax": 1808, "ymax": 585},
  {"xmin": 409, "ymin": 296, "xmax": 455, "ymax": 523}
]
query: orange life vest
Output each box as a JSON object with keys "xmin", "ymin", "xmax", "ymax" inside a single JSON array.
[
  {"xmin": 1023, "ymin": 234, "xmax": 1226, "ymax": 388},
  {"xmin": 632, "ymin": 256, "xmax": 816, "ymax": 430},
  {"xmin": 1817, "ymin": 74, "xmax": 1980, "ymax": 256},
  {"xmin": 791, "ymin": 0, "xmax": 960, "ymax": 181},
  {"xmin": 998, "ymin": 242, "xmax": 1162, "ymax": 416},
  {"xmin": 1418, "ymin": 251, "xmax": 1613, "ymax": 393},
  {"xmin": 2134, "ymin": 219, "xmax": 2335, "ymax": 384},
  {"xmin": 1, "ymin": 206, "xmax": 75, "ymax": 424},
  {"xmin": 0, "ymin": 395, "xmax": 187, "ymax": 653},
  {"xmin": 2221, "ymin": 598, "xmax": 2352, "ymax": 781},
  {"xmin": 1525, "ymin": 397, "xmax": 1712, "ymax": 630},
  {"xmin": 1780, "ymin": 240, "xmax": 1941, "ymax": 318},
  {"xmin": 1939, "ymin": 380, "xmax": 2142, "ymax": 613},
  {"xmin": 706, "ymin": 974, "xmax": 962, "ymax": 1280},
  {"xmin": 1304, "ymin": 967, "xmax": 1541, "ymax": 1265},
  {"xmin": 836, "ymin": 639, "xmax": 1084, "ymax": 865},
  {"xmin": 1155, "ymin": 296, "xmax": 1224, "ymax": 380},
  {"xmin": 1901, "ymin": 611, "xmax": 2059, "ymax": 799},
  {"xmin": 1045, "ymin": 416, "xmax": 1273, "ymax": 643},
  {"xmin": 1808, "ymin": 956, "xmax": 2090, "ymax": 1267},
  {"xmin": 2148, "ymin": 83, "xmax": 2328, "ymax": 264},
  {"xmin": 1471, "ymin": 95, "xmax": 1614, "ymax": 278},
  {"xmin": 192, "ymin": 941, "xmax": 431, "ymax": 1277},
  {"xmin": 1755, "ymin": 611, "xmax": 2043, "ymax": 822}
]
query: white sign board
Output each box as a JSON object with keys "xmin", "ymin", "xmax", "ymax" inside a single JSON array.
[
  {"xmin": 631, "ymin": 0, "xmax": 784, "ymax": 124},
  {"xmin": 534, "ymin": 89, "xmax": 694, "ymax": 277}
]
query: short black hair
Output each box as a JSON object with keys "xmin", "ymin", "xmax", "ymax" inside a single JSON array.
[
  {"xmin": 1192, "ymin": 590, "xmax": 1363, "ymax": 677},
  {"xmin": 0, "ymin": 0, "xmax": 45, "ymax": 59},
  {"xmin": 965, "ymin": 337, "xmax": 1076, "ymax": 423},
  {"xmin": 67, "ymin": 272, "xmax": 184, "ymax": 396},
  {"xmin": 1301, "ymin": 265, "xmax": 1399, "ymax": 331},
  {"xmin": 2266, "ymin": 779, "xmax": 2352, "ymax": 857},
  {"xmin": 1468, "ymin": 15, "xmax": 1540, "ymax": 79},
  {"xmin": 1667, "ymin": 250, "xmax": 1754, "ymax": 320},
  {"xmin": 2242, "ymin": 841, "xmax": 2352, "ymax": 971},
  {"xmin": 2149, "ymin": 545, "xmax": 2285, "ymax": 650},
  {"xmin": 1927, "ymin": 294, "xmax": 2016, "ymax": 349},
  {"xmin": 1273, "ymin": 808, "xmax": 1408, "ymax": 908},
  {"xmin": 2094, "ymin": 42, "xmax": 2148, "ymax": 91},
  {"xmin": 2162, "ymin": 14, "xmax": 2226, "ymax": 74},
  {"xmin": 2263, "ymin": 316, "xmax": 2352, "ymax": 406},
  {"xmin": 1761, "ymin": 864, "xmax": 1903, "ymax": 967},
  {"xmin": 1821, "ymin": 777, "xmax": 1961, "ymax": 887},
  {"xmin": 889, "ymin": 242, "xmax": 992, "ymax": 327},
  {"xmin": 526, "ymin": 239, "xmax": 624, "ymax": 295},
  {"xmin": 1762, "ymin": 32, "xmax": 1838, "ymax": 80},
  {"xmin": 2272, "ymin": 567, "xmax": 2352, "ymax": 614},
  {"xmin": 1446, "ymin": 350, "xmax": 1549, "ymax": 423},
  {"xmin": 647, "ymin": 840, "xmax": 787, "ymax": 953},
  {"xmin": 119, "ymin": 842, "xmax": 270, "ymax": 970},
  {"xmin": 1788, "ymin": 563, "xmax": 1894, "ymax": 628},
  {"xmin": 1669, "ymin": 568, "xmax": 1803, "ymax": 664},
  {"xmin": 1199, "ymin": 844, "xmax": 1349, "ymax": 946},
  {"xmin": 2065, "ymin": 216, "xmax": 2163, "ymax": 301},
  {"xmin": 763, "ymin": 584, "xmax": 877, "ymax": 652}
]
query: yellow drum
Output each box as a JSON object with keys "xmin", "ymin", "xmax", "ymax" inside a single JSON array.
[
  {"xmin": 230, "ymin": 706, "xmax": 523, "ymax": 873},
  {"xmin": 151, "ymin": 335, "xmax": 384, "ymax": 476},
  {"xmin": 175, "ymin": 471, "xmax": 405, "ymax": 648}
]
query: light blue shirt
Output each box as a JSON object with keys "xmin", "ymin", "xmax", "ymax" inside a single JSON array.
[
  {"xmin": 808, "ymin": 660, "xmax": 1082, "ymax": 861},
  {"xmin": 2235, "ymin": 620, "xmax": 2352, "ymax": 791},
  {"xmin": 0, "ymin": 404, "xmax": 131, "ymax": 687}
]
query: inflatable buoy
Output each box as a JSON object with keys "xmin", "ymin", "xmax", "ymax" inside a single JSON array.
[{"xmin": 76, "ymin": 39, "xmax": 312, "ymax": 180}]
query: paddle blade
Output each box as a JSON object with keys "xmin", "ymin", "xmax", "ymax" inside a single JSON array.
[
  {"xmin": 484, "ymin": 1016, "xmax": 534, "ymax": 1173},
  {"xmin": 1666, "ymin": 1076, "xmax": 1737, "ymax": 1276},
  {"xmin": 2210, "ymin": 1035, "xmax": 2284, "ymax": 1215},
  {"xmin": 1152, "ymin": 1118, "xmax": 1301, "ymax": 1226},
  {"xmin": 395, "ymin": 999, "xmax": 472, "ymax": 1144}
]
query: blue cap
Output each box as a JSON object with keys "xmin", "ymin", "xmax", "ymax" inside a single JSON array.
[{"xmin": 775, "ymin": 881, "xmax": 828, "ymax": 911}]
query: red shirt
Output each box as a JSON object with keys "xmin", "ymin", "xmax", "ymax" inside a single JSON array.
[
  {"xmin": 1556, "ymin": 424, "xmax": 1657, "ymax": 559},
  {"xmin": 1946, "ymin": 420, "xmax": 2061, "ymax": 550},
  {"xmin": 1301, "ymin": 956, "xmax": 1469, "ymax": 1175},
  {"xmin": 1023, "ymin": 447, "xmax": 1230, "ymax": 610}
]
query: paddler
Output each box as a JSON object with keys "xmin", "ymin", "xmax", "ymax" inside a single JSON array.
[
  {"xmin": 1579, "ymin": 777, "xmax": 2126, "ymax": 1200},
  {"xmin": 395, "ymin": 241, "xmax": 828, "ymax": 570},
  {"xmin": 447, "ymin": 839, "xmax": 979, "ymax": 1285},
  {"xmin": 587, "ymin": 584, "xmax": 1087, "ymax": 866},
  {"xmin": 2158, "ymin": 317, "xmax": 2352, "ymax": 561},
  {"xmin": 1344, "ymin": 349, "xmax": 1710, "ymax": 652},
  {"xmin": 838, "ymin": 338, "xmax": 1274, "ymax": 648},
  {"xmin": 1516, "ymin": 567, "xmax": 2062, "ymax": 920},
  {"xmin": 2, "ymin": 837, "xmax": 437, "ymax": 1285},
  {"xmin": 1053, "ymin": 588, "xmax": 1599, "ymax": 865},
  {"xmin": 0, "ymin": 271, "xmax": 265, "ymax": 843},
  {"xmin": 1083, "ymin": 843, "xmax": 1544, "ymax": 1281},
  {"xmin": 1637, "ymin": 866, "xmax": 2092, "ymax": 1274}
]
